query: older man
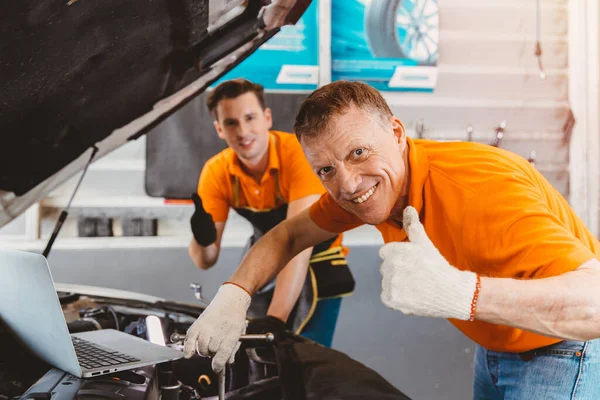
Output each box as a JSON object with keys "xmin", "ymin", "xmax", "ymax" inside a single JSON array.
[{"xmin": 184, "ymin": 81, "xmax": 600, "ymax": 399}]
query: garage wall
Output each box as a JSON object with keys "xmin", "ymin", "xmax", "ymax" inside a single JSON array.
[
  {"xmin": 381, "ymin": 0, "xmax": 570, "ymax": 196},
  {"xmin": 0, "ymin": 0, "xmax": 578, "ymax": 241}
]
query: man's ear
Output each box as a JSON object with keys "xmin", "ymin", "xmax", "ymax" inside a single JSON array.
[
  {"xmin": 214, "ymin": 120, "xmax": 226, "ymax": 140},
  {"xmin": 391, "ymin": 117, "xmax": 406, "ymax": 144},
  {"xmin": 264, "ymin": 107, "xmax": 273, "ymax": 129}
]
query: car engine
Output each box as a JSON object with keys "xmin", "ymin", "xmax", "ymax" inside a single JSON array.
[
  {"xmin": 0, "ymin": 290, "xmax": 284, "ymax": 400},
  {"xmin": 1, "ymin": 288, "xmax": 411, "ymax": 400}
]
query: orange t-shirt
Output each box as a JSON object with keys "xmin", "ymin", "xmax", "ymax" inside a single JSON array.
[
  {"xmin": 309, "ymin": 137, "xmax": 600, "ymax": 353},
  {"xmin": 198, "ymin": 130, "xmax": 343, "ymax": 248}
]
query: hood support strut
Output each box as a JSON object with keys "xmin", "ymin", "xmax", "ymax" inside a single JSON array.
[{"xmin": 42, "ymin": 146, "xmax": 99, "ymax": 258}]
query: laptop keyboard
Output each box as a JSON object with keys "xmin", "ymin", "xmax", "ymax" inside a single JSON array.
[{"xmin": 72, "ymin": 336, "xmax": 141, "ymax": 370}]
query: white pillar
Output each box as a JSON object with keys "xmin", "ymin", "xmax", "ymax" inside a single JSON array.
[
  {"xmin": 568, "ymin": 0, "xmax": 600, "ymax": 236},
  {"xmin": 318, "ymin": 0, "xmax": 332, "ymax": 87}
]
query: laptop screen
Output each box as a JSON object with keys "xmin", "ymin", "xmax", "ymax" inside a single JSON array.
[{"xmin": 0, "ymin": 248, "xmax": 81, "ymax": 376}]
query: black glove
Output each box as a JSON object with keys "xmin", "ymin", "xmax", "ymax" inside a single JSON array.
[
  {"xmin": 247, "ymin": 315, "xmax": 288, "ymax": 337},
  {"xmin": 190, "ymin": 193, "xmax": 217, "ymax": 246}
]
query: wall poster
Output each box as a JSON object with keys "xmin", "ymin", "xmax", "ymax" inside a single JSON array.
[
  {"xmin": 212, "ymin": 1, "xmax": 319, "ymax": 91},
  {"xmin": 331, "ymin": 0, "xmax": 439, "ymax": 91}
]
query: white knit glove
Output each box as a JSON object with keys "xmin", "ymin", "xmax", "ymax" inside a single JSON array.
[
  {"xmin": 183, "ymin": 283, "xmax": 251, "ymax": 372},
  {"xmin": 379, "ymin": 207, "xmax": 478, "ymax": 320}
]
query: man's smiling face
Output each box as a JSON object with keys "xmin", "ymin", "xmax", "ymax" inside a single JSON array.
[
  {"xmin": 213, "ymin": 92, "xmax": 272, "ymax": 166},
  {"xmin": 301, "ymin": 105, "xmax": 409, "ymax": 225}
]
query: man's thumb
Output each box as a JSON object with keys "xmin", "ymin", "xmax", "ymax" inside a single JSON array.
[
  {"xmin": 403, "ymin": 207, "xmax": 432, "ymax": 246},
  {"xmin": 191, "ymin": 193, "xmax": 203, "ymax": 209}
]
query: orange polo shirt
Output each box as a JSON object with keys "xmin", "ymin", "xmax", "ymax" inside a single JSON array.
[
  {"xmin": 198, "ymin": 130, "xmax": 343, "ymax": 248},
  {"xmin": 309, "ymin": 137, "xmax": 600, "ymax": 353}
]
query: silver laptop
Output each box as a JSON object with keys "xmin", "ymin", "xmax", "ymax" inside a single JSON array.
[{"xmin": 0, "ymin": 248, "xmax": 183, "ymax": 378}]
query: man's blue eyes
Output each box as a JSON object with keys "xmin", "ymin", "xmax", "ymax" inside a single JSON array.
[{"xmin": 319, "ymin": 149, "xmax": 365, "ymax": 176}]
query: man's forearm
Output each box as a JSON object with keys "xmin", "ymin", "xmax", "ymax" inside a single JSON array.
[
  {"xmin": 188, "ymin": 239, "xmax": 219, "ymax": 270},
  {"xmin": 230, "ymin": 222, "xmax": 302, "ymax": 294},
  {"xmin": 230, "ymin": 208, "xmax": 337, "ymax": 296},
  {"xmin": 475, "ymin": 259, "xmax": 600, "ymax": 341},
  {"xmin": 267, "ymin": 247, "xmax": 314, "ymax": 322}
]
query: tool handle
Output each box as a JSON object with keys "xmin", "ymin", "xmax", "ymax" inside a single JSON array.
[
  {"xmin": 169, "ymin": 332, "xmax": 274, "ymax": 344},
  {"xmin": 218, "ymin": 370, "xmax": 225, "ymax": 400}
]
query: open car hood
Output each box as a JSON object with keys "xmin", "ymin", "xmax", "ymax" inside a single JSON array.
[{"xmin": 0, "ymin": 0, "xmax": 311, "ymax": 228}]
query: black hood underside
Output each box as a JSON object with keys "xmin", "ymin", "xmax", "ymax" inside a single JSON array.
[{"xmin": 0, "ymin": 0, "xmax": 307, "ymax": 196}]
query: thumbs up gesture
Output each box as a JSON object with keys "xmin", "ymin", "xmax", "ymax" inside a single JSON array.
[
  {"xmin": 190, "ymin": 193, "xmax": 217, "ymax": 247},
  {"xmin": 379, "ymin": 207, "xmax": 478, "ymax": 321}
]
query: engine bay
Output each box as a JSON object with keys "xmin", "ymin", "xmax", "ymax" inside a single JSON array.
[
  {"xmin": 0, "ymin": 290, "xmax": 285, "ymax": 400},
  {"xmin": 0, "ymin": 288, "xmax": 411, "ymax": 400}
]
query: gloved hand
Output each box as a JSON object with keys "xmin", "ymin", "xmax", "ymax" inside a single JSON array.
[
  {"xmin": 379, "ymin": 206, "xmax": 478, "ymax": 321},
  {"xmin": 190, "ymin": 193, "xmax": 217, "ymax": 246},
  {"xmin": 247, "ymin": 315, "xmax": 288, "ymax": 338},
  {"xmin": 183, "ymin": 283, "xmax": 251, "ymax": 372}
]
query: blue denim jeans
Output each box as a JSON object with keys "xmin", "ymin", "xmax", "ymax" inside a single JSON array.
[
  {"xmin": 473, "ymin": 339, "xmax": 600, "ymax": 399},
  {"xmin": 299, "ymin": 297, "xmax": 342, "ymax": 348}
]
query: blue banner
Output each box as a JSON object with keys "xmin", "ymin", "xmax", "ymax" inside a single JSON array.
[
  {"xmin": 212, "ymin": 1, "xmax": 319, "ymax": 91},
  {"xmin": 332, "ymin": 0, "xmax": 439, "ymax": 92}
]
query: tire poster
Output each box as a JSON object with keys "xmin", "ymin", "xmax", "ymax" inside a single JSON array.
[{"xmin": 332, "ymin": 0, "xmax": 439, "ymax": 91}]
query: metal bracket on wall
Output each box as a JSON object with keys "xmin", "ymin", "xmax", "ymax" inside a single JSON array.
[
  {"xmin": 562, "ymin": 108, "xmax": 576, "ymax": 146},
  {"xmin": 415, "ymin": 118, "xmax": 425, "ymax": 139},
  {"xmin": 466, "ymin": 125, "xmax": 474, "ymax": 142},
  {"xmin": 490, "ymin": 121, "xmax": 506, "ymax": 148},
  {"xmin": 535, "ymin": 0, "xmax": 547, "ymax": 80},
  {"xmin": 528, "ymin": 150, "xmax": 537, "ymax": 168}
]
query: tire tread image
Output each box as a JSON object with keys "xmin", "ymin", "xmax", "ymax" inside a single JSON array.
[{"xmin": 364, "ymin": 0, "xmax": 405, "ymax": 58}]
